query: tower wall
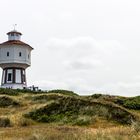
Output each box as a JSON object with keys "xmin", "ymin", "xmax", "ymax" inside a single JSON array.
[
  {"xmin": 1, "ymin": 67, "xmax": 26, "ymax": 89},
  {"xmin": 0, "ymin": 45, "xmax": 31, "ymax": 68},
  {"xmin": 8, "ymin": 33, "xmax": 21, "ymax": 41},
  {"xmin": 0, "ymin": 30, "xmax": 33, "ymax": 89}
]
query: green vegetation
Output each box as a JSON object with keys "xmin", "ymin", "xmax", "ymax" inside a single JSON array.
[
  {"xmin": 32, "ymin": 93, "xmax": 67, "ymax": 102},
  {"xmin": 0, "ymin": 117, "xmax": 11, "ymax": 127},
  {"xmin": 90, "ymin": 94, "xmax": 140, "ymax": 110},
  {"xmin": 0, "ymin": 88, "xmax": 139, "ymax": 139},
  {"xmin": 25, "ymin": 95, "xmax": 137, "ymax": 125},
  {"xmin": 0, "ymin": 96, "xmax": 20, "ymax": 107},
  {"xmin": 0, "ymin": 88, "xmax": 19, "ymax": 96},
  {"xmin": 116, "ymin": 96, "xmax": 140, "ymax": 110},
  {"xmin": 47, "ymin": 89, "xmax": 78, "ymax": 96}
]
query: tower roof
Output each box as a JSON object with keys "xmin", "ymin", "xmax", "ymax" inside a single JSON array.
[
  {"xmin": 7, "ymin": 30, "xmax": 22, "ymax": 35},
  {"xmin": 0, "ymin": 40, "xmax": 33, "ymax": 49}
]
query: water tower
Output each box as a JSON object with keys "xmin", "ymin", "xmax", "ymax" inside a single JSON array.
[{"xmin": 0, "ymin": 28, "xmax": 33, "ymax": 89}]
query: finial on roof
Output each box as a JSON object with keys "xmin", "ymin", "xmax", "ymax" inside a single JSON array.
[{"xmin": 13, "ymin": 24, "xmax": 17, "ymax": 31}]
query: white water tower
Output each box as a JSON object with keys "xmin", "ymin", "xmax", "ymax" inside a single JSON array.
[{"xmin": 0, "ymin": 29, "xmax": 33, "ymax": 89}]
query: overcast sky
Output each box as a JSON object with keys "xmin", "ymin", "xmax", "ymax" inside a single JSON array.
[{"xmin": 0, "ymin": 0, "xmax": 140, "ymax": 96}]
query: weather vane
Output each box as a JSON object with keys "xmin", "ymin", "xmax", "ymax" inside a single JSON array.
[{"xmin": 13, "ymin": 24, "xmax": 17, "ymax": 30}]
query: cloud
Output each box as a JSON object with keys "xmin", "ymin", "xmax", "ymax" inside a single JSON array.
[
  {"xmin": 29, "ymin": 36, "xmax": 140, "ymax": 96},
  {"xmin": 100, "ymin": 82, "xmax": 140, "ymax": 97},
  {"xmin": 30, "ymin": 36, "xmax": 133, "ymax": 95},
  {"xmin": 45, "ymin": 36, "xmax": 124, "ymax": 71},
  {"xmin": 33, "ymin": 78, "xmax": 95, "ymax": 95},
  {"xmin": 64, "ymin": 59, "xmax": 103, "ymax": 70}
]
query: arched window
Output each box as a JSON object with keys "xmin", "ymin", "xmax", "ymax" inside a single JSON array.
[
  {"xmin": 19, "ymin": 52, "xmax": 22, "ymax": 57},
  {"xmin": 7, "ymin": 52, "xmax": 9, "ymax": 57}
]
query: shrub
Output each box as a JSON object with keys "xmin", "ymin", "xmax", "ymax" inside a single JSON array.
[
  {"xmin": 91, "ymin": 94, "xmax": 103, "ymax": 99},
  {"xmin": 0, "ymin": 117, "xmax": 11, "ymax": 127},
  {"xmin": 16, "ymin": 89, "xmax": 44, "ymax": 94},
  {"xmin": 0, "ymin": 88, "xmax": 19, "ymax": 96},
  {"xmin": 0, "ymin": 96, "xmax": 20, "ymax": 107},
  {"xmin": 73, "ymin": 116, "xmax": 92, "ymax": 126},
  {"xmin": 114, "ymin": 98, "xmax": 125, "ymax": 105},
  {"xmin": 114, "ymin": 96, "xmax": 140, "ymax": 110},
  {"xmin": 47, "ymin": 89, "xmax": 78, "ymax": 96},
  {"xmin": 37, "ymin": 114, "xmax": 65, "ymax": 123},
  {"xmin": 25, "ymin": 96, "xmax": 137, "ymax": 125},
  {"xmin": 123, "ymin": 99, "xmax": 140, "ymax": 109},
  {"xmin": 18, "ymin": 118, "xmax": 34, "ymax": 127}
]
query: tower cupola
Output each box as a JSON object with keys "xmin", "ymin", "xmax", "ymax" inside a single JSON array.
[{"xmin": 7, "ymin": 30, "xmax": 22, "ymax": 41}]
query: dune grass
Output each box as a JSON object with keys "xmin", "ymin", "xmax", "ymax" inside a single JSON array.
[
  {"xmin": 0, "ymin": 125, "xmax": 140, "ymax": 140},
  {"xmin": 25, "ymin": 95, "xmax": 138, "ymax": 125},
  {"xmin": 0, "ymin": 89, "xmax": 139, "ymax": 139}
]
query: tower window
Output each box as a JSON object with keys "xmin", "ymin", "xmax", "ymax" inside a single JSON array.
[
  {"xmin": 19, "ymin": 52, "xmax": 22, "ymax": 57},
  {"xmin": 7, "ymin": 52, "xmax": 9, "ymax": 56},
  {"xmin": 11, "ymin": 33, "xmax": 14, "ymax": 36},
  {"xmin": 8, "ymin": 73, "xmax": 12, "ymax": 81}
]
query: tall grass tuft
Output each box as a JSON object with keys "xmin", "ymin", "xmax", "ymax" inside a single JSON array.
[{"xmin": 131, "ymin": 120, "xmax": 140, "ymax": 133}]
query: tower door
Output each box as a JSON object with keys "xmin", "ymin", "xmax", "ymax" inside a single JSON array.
[{"xmin": 6, "ymin": 69, "xmax": 13, "ymax": 83}]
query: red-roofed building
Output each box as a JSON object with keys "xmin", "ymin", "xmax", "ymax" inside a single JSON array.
[{"xmin": 0, "ymin": 30, "xmax": 33, "ymax": 89}]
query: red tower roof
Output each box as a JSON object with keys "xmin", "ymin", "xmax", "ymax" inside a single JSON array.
[{"xmin": 0, "ymin": 40, "xmax": 33, "ymax": 49}]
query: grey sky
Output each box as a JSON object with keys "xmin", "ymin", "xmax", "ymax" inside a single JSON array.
[{"xmin": 0, "ymin": 0, "xmax": 140, "ymax": 96}]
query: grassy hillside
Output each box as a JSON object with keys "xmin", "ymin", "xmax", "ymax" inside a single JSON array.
[
  {"xmin": 89, "ymin": 94, "xmax": 140, "ymax": 110},
  {"xmin": 0, "ymin": 88, "xmax": 140, "ymax": 139}
]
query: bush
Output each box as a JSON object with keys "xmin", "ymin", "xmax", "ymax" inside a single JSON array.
[
  {"xmin": 18, "ymin": 118, "xmax": 34, "ymax": 127},
  {"xmin": 73, "ymin": 116, "xmax": 91, "ymax": 126},
  {"xmin": 0, "ymin": 88, "xmax": 44, "ymax": 95},
  {"xmin": 113, "ymin": 96, "xmax": 140, "ymax": 110},
  {"xmin": 124, "ymin": 101, "xmax": 140, "ymax": 109},
  {"xmin": 0, "ymin": 117, "xmax": 11, "ymax": 127},
  {"xmin": 91, "ymin": 94, "xmax": 103, "ymax": 99},
  {"xmin": 16, "ymin": 89, "xmax": 44, "ymax": 94},
  {"xmin": 37, "ymin": 114, "xmax": 65, "ymax": 123},
  {"xmin": 25, "ymin": 96, "xmax": 137, "ymax": 125},
  {"xmin": 47, "ymin": 89, "xmax": 78, "ymax": 96},
  {"xmin": 0, "ymin": 96, "xmax": 20, "ymax": 107},
  {"xmin": 0, "ymin": 88, "xmax": 19, "ymax": 96},
  {"xmin": 114, "ymin": 98, "xmax": 125, "ymax": 105}
]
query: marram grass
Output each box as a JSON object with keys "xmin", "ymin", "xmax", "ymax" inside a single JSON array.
[{"xmin": 0, "ymin": 89, "xmax": 139, "ymax": 139}]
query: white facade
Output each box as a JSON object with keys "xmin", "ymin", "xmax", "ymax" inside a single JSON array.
[
  {"xmin": 0, "ymin": 45, "xmax": 31, "ymax": 68},
  {"xmin": 1, "ymin": 68, "xmax": 26, "ymax": 89},
  {"xmin": 0, "ymin": 30, "xmax": 33, "ymax": 89},
  {"xmin": 1, "ymin": 84, "xmax": 26, "ymax": 89}
]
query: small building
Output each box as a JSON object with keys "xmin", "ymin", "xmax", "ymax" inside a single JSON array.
[{"xmin": 0, "ymin": 29, "xmax": 33, "ymax": 89}]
